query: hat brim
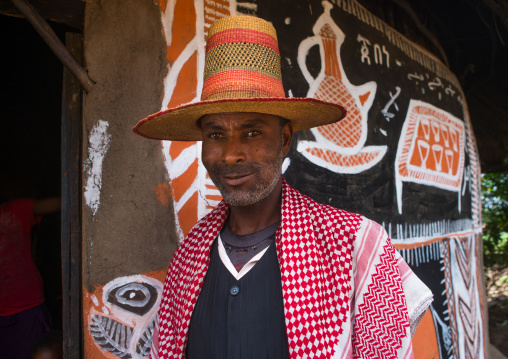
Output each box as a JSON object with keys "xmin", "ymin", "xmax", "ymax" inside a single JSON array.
[{"xmin": 133, "ymin": 97, "xmax": 346, "ymax": 141}]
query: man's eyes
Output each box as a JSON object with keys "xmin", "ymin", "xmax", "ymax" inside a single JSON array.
[
  {"xmin": 206, "ymin": 130, "xmax": 262, "ymax": 139},
  {"xmin": 207, "ymin": 132, "xmax": 224, "ymax": 139},
  {"xmin": 245, "ymin": 130, "xmax": 261, "ymax": 137}
]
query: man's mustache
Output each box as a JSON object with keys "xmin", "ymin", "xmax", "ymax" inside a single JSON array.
[{"xmin": 209, "ymin": 163, "xmax": 261, "ymax": 177}]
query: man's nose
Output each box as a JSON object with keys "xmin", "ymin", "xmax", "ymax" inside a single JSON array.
[{"xmin": 223, "ymin": 137, "xmax": 245, "ymax": 164}]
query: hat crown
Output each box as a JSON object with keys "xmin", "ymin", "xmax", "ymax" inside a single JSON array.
[
  {"xmin": 202, "ymin": 16, "xmax": 285, "ymax": 101},
  {"xmin": 132, "ymin": 16, "xmax": 346, "ymax": 141}
]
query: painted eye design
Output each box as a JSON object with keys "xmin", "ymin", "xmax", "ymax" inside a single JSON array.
[
  {"xmin": 89, "ymin": 275, "xmax": 162, "ymax": 358},
  {"xmin": 106, "ymin": 282, "xmax": 158, "ymax": 316}
]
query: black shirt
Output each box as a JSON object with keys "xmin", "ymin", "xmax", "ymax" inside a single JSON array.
[{"xmin": 186, "ymin": 237, "xmax": 289, "ymax": 359}]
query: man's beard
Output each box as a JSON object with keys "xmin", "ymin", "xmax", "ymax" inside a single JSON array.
[{"xmin": 207, "ymin": 150, "xmax": 284, "ymax": 207}]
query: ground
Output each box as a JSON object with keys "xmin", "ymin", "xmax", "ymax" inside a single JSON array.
[{"xmin": 487, "ymin": 267, "xmax": 508, "ymax": 356}]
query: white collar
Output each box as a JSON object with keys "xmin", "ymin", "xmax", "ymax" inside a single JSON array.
[{"xmin": 217, "ymin": 233, "xmax": 271, "ymax": 280}]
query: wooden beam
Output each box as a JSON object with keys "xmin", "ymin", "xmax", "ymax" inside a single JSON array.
[
  {"xmin": 0, "ymin": 0, "xmax": 84, "ymax": 30},
  {"xmin": 9, "ymin": 0, "xmax": 94, "ymax": 92},
  {"xmin": 61, "ymin": 32, "xmax": 83, "ymax": 358}
]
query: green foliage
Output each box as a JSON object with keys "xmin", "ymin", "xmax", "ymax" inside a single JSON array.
[{"xmin": 482, "ymin": 172, "xmax": 508, "ymax": 268}]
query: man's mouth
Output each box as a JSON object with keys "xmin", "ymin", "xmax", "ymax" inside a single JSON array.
[{"xmin": 222, "ymin": 173, "xmax": 253, "ymax": 187}]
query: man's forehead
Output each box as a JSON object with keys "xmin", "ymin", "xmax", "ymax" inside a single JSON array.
[{"xmin": 199, "ymin": 112, "xmax": 281, "ymax": 128}]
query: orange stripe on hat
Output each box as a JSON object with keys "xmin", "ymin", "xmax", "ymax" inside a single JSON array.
[
  {"xmin": 202, "ymin": 70, "xmax": 285, "ymax": 100},
  {"xmin": 206, "ymin": 28, "xmax": 280, "ymax": 55}
]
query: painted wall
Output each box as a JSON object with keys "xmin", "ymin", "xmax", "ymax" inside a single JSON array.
[
  {"xmin": 82, "ymin": 1, "xmax": 179, "ymax": 357},
  {"xmin": 82, "ymin": 0, "xmax": 486, "ymax": 358}
]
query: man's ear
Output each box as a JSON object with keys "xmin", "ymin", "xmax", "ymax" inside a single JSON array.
[{"xmin": 282, "ymin": 122, "xmax": 293, "ymax": 157}]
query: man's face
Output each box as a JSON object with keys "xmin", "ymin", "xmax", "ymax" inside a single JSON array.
[{"xmin": 200, "ymin": 112, "xmax": 292, "ymax": 207}]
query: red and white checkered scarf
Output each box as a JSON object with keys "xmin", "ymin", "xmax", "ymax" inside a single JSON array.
[{"xmin": 151, "ymin": 179, "xmax": 423, "ymax": 358}]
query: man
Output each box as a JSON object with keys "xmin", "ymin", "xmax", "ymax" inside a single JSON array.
[{"xmin": 134, "ymin": 15, "xmax": 432, "ymax": 359}]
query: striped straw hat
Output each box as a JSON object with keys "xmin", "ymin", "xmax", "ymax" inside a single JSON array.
[{"xmin": 133, "ymin": 15, "xmax": 346, "ymax": 141}]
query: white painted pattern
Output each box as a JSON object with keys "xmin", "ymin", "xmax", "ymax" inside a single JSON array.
[
  {"xmin": 84, "ymin": 120, "xmax": 111, "ymax": 216},
  {"xmin": 387, "ymin": 218, "xmax": 473, "ymax": 245}
]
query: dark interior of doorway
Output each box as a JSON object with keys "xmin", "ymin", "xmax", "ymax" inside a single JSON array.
[{"xmin": 0, "ymin": 13, "xmax": 77, "ymax": 331}]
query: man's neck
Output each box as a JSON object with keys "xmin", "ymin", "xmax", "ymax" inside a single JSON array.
[{"xmin": 227, "ymin": 178, "xmax": 283, "ymax": 235}]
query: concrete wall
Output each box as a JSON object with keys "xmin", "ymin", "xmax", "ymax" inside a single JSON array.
[
  {"xmin": 81, "ymin": 0, "xmax": 487, "ymax": 358},
  {"xmin": 82, "ymin": 1, "xmax": 178, "ymax": 357}
]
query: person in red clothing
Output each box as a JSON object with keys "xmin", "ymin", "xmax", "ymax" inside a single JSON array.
[{"xmin": 0, "ymin": 196, "xmax": 60, "ymax": 359}]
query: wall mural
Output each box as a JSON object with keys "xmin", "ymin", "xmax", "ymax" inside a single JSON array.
[
  {"xmin": 85, "ymin": 0, "xmax": 485, "ymax": 358},
  {"xmin": 275, "ymin": 2, "xmax": 484, "ymax": 358},
  {"xmin": 296, "ymin": 2, "xmax": 385, "ymax": 174},
  {"xmin": 394, "ymin": 100, "xmax": 465, "ymax": 214},
  {"xmin": 84, "ymin": 271, "xmax": 167, "ymax": 358}
]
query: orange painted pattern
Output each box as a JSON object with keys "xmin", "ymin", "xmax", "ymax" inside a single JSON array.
[
  {"xmin": 456, "ymin": 237, "xmax": 481, "ymax": 359},
  {"xmin": 412, "ymin": 309, "xmax": 440, "ymax": 358},
  {"xmin": 160, "ymin": 0, "xmax": 229, "ymax": 238},
  {"xmin": 304, "ymin": 147, "xmax": 382, "ymax": 168},
  {"xmin": 204, "ymin": 0, "xmax": 230, "ymax": 30},
  {"xmin": 409, "ymin": 116, "xmax": 461, "ymax": 175},
  {"xmin": 297, "ymin": 6, "xmax": 384, "ymax": 174},
  {"xmin": 166, "ymin": 1, "xmax": 197, "ymax": 65},
  {"xmin": 157, "ymin": 0, "xmax": 168, "ymax": 13},
  {"xmin": 204, "ymin": 173, "xmax": 221, "ymax": 210},
  {"xmin": 153, "ymin": 183, "xmax": 173, "ymax": 208},
  {"xmin": 397, "ymin": 103, "xmax": 465, "ymax": 191},
  {"xmin": 171, "ymin": 159, "xmax": 199, "ymax": 202},
  {"xmin": 168, "ymin": 53, "xmax": 198, "ymax": 108},
  {"xmin": 475, "ymin": 233, "xmax": 489, "ymax": 358},
  {"xmin": 178, "ymin": 191, "xmax": 199, "ymax": 237},
  {"xmin": 169, "ymin": 140, "xmax": 192, "ymax": 160},
  {"xmin": 392, "ymin": 231, "xmax": 475, "ymax": 250},
  {"xmin": 314, "ymin": 24, "xmax": 365, "ymax": 149},
  {"xmin": 163, "ymin": 0, "xmax": 200, "ymax": 238}
]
